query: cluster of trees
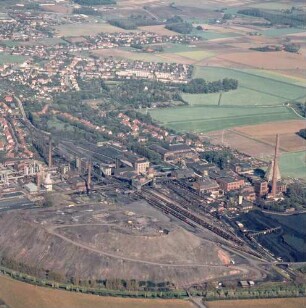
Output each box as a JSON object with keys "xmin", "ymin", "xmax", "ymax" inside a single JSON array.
[
  {"xmin": 165, "ymin": 16, "xmax": 193, "ymax": 34},
  {"xmin": 297, "ymin": 128, "xmax": 306, "ymax": 139},
  {"xmin": 284, "ymin": 43, "xmax": 300, "ymax": 53},
  {"xmin": 238, "ymin": 8, "xmax": 306, "ymax": 27},
  {"xmin": 109, "ymin": 15, "xmax": 160, "ymax": 30},
  {"xmin": 250, "ymin": 45, "xmax": 282, "ymax": 52},
  {"xmin": 73, "ymin": 0, "xmax": 116, "ymax": 5},
  {"xmin": 129, "ymin": 143, "xmax": 161, "ymax": 163},
  {"xmin": 202, "ymin": 283, "xmax": 306, "ymax": 300},
  {"xmin": 111, "ymin": 80, "xmax": 181, "ymax": 107},
  {"xmin": 180, "ymin": 78, "xmax": 238, "ymax": 93},
  {"xmin": 125, "ymin": 110, "xmax": 154, "ymax": 125},
  {"xmin": 250, "ymin": 43, "xmax": 301, "ymax": 53},
  {"xmin": 281, "ymin": 183, "xmax": 306, "ymax": 209},
  {"xmin": 223, "ymin": 13, "xmax": 234, "ymax": 20},
  {"xmin": 201, "ymin": 150, "xmax": 234, "ymax": 169},
  {"xmin": 264, "ymin": 182, "xmax": 306, "ymax": 211},
  {"xmin": 96, "ymin": 278, "xmax": 174, "ymax": 292},
  {"xmin": 293, "ymin": 101, "xmax": 306, "ymax": 117}
]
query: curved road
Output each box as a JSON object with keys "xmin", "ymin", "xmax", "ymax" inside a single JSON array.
[{"xmin": 45, "ymin": 223, "xmax": 247, "ymax": 271}]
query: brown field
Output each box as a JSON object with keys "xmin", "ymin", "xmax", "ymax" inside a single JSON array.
[
  {"xmin": 92, "ymin": 48, "xmax": 195, "ymax": 64},
  {"xmin": 201, "ymin": 24, "xmax": 240, "ymax": 34},
  {"xmin": 234, "ymin": 120, "xmax": 306, "ymax": 152},
  {"xmin": 139, "ymin": 25, "xmax": 178, "ymax": 36},
  {"xmin": 206, "ymin": 297, "xmax": 306, "ymax": 308},
  {"xmin": 0, "ymin": 275, "xmax": 192, "ymax": 308},
  {"xmin": 158, "ymin": 53, "xmax": 195, "ymax": 65},
  {"xmin": 41, "ymin": 4, "xmax": 72, "ymax": 14},
  {"xmin": 54, "ymin": 23, "xmax": 130, "ymax": 37},
  {"xmin": 215, "ymin": 51, "xmax": 306, "ymax": 70},
  {"xmin": 65, "ymin": 36, "xmax": 87, "ymax": 44},
  {"xmin": 204, "ymin": 120, "xmax": 306, "ymax": 158},
  {"xmin": 91, "ymin": 48, "xmax": 166, "ymax": 62},
  {"xmin": 287, "ymin": 32, "xmax": 306, "ymax": 38},
  {"xmin": 117, "ymin": 0, "xmax": 160, "ymax": 7},
  {"xmin": 205, "ymin": 129, "xmax": 278, "ymax": 158}
]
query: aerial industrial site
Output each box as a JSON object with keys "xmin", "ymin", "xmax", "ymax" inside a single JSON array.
[{"xmin": 0, "ymin": 0, "xmax": 305, "ymax": 307}]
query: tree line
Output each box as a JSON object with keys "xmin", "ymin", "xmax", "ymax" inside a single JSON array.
[
  {"xmin": 180, "ymin": 78, "xmax": 238, "ymax": 94},
  {"xmin": 73, "ymin": 0, "xmax": 116, "ymax": 5},
  {"xmin": 238, "ymin": 8, "xmax": 306, "ymax": 27},
  {"xmin": 129, "ymin": 143, "xmax": 161, "ymax": 163},
  {"xmin": 109, "ymin": 15, "xmax": 161, "ymax": 30},
  {"xmin": 165, "ymin": 16, "xmax": 193, "ymax": 34},
  {"xmin": 297, "ymin": 128, "xmax": 306, "ymax": 139},
  {"xmin": 111, "ymin": 79, "xmax": 184, "ymax": 108},
  {"xmin": 201, "ymin": 150, "xmax": 234, "ymax": 169}
]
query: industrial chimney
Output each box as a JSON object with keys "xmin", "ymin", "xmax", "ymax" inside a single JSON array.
[
  {"xmin": 271, "ymin": 134, "xmax": 280, "ymax": 198},
  {"xmin": 87, "ymin": 160, "xmax": 92, "ymax": 194},
  {"xmin": 48, "ymin": 136, "xmax": 52, "ymax": 168}
]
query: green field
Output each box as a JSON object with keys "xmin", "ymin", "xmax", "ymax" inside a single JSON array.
[
  {"xmin": 0, "ymin": 53, "xmax": 27, "ymax": 64},
  {"xmin": 149, "ymin": 105, "xmax": 298, "ymax": 133},
  {"xmin": 280, "ymin": 151, "xmax": 306, "ymax": 180},
  {"xmin": 176, "ymin": 50, "xmax": 214, "ymax": 61},
  {"xmin": 47, "ymin": 117, "xmax": 75, "ymax": 132},
  {"xmin": 163, "ymin": 44, "xmax": 200, "ymax": 53},
  {"xmin": 148, "ymin": 66, "xmax": 306, "ymax": 132},
  {"xmin": 261, "ymin": 27, "xmax": 306, "ymax": 37},
  {"xmin": 191, "ymin": 28, "xmax": 240, "ymax": 40},
  {"xmin": 182, "ymin": 88, "xmax": 285, "ymax": 107},
  {"xmin": 249, "ymin": 2, "xmax": 303, "ymax": 10},
  {"xmin": 240, "ymin": 69, "xmax": 306, "ymax": 87},
  {"xmin": 194, "ymin": 67, "xmax": 306, "ymax": 102}
]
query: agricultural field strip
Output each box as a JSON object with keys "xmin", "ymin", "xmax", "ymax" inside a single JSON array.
[
  {"xmin": 194, "ymin": 67, "xmax": 306, "ymax": 98},
  {"xmin": 239, "ymin": 85, "xmax": 306, "ymax": 102},
  {"xmin": 165, "ymin": 113, "xmax": 298, "ymax": 133},
  {"xmin": 46, "ymin": 223, "xmax": 233, "ymax": 268},
  {"xmin": 227, "ymin": 129, "xmax": 290, "ymax": 153},
  {"xmin": 194, "ymin": 66, "xmax": 306, "ymax": 88},
  {"xmin": 161, "ymin": 111, "xmax": 293, "ymax": 125}
]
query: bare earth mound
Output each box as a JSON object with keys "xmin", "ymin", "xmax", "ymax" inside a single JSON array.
[{"xmin": 0, "ymin": 205, "xmax": 243, "ymax": 287}]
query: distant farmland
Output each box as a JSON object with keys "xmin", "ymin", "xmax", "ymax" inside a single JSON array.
[
  {"xmin": 149, "ymin": 105, "xmax": 298, "ymax": 133},
  {"xmin": 54, "ymin": 22, "xmax": 130, "ymax": 37},
  {"xmin": 148, "ymin": 66, "xmax": 306, "ymax": 133},
  {"xmin": 193, "ymin": 67, "xmax": 306, "ymax": 102}
]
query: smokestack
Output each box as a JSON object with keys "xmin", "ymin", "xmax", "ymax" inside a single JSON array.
[
  {"xmin": 87, "ymin": 160, "xmax": 92, "ymax": 194},
  {"xmin": 48, "ymin": 136, "xmax": 52, "ymax": 168},
  {"xmin": 271, "ymin": 134, "xmax": 279, "ymax": 198},
  {"xmin": 37, "ymin": 172, "xmax": 41, "ymax": 193}
]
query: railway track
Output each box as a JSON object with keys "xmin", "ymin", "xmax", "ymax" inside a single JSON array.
[
  {"xmin": 140, "ymin": 187, "xmax": 244, "ymax": 246},
  {"xmin": 164, "ymin": 180, "xmax": 213, "ymax": 213}
]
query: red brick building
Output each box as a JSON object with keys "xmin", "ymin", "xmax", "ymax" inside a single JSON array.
[{"xmin": 216, "ymin": 176, "xmax": 245, "ymax": 192}]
